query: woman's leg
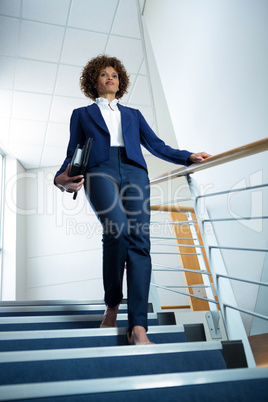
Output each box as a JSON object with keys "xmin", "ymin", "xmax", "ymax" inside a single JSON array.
[
  {"xmin": 84, "ymin": 171, "xmax": 129, "ymax": 310},
  {"xmin": 124, "ymin": 182, "xmax": 151, "ymax": 331},
  {"xmin": 119, "ymin": 161, "xmax": 152, "ymax": 343},
  {"xmin": 84, "ymin": 148, "xmax": 152, "ymax": 339}
]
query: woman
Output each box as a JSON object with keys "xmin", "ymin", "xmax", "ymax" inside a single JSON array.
[{"xmin": 54, "ymin": 55, "xmax": 210, "ymax": 345}]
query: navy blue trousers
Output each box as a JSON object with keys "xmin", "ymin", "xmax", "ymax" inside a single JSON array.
[{"xmin": 84, "ymin": 147, "xmax": 151, "ymax": 331}]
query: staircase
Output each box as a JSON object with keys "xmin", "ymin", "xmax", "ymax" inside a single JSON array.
[{"xmin": 0, "ymin": 300, "xmax": 267, "ymax": 401}]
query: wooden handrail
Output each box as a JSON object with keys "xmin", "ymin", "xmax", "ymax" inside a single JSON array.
[{"xmin": 150, "ymin": 137, "xmax": 268, "ymax": 184}]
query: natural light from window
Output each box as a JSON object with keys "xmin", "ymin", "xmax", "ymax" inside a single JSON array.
[{"xmin": 0, "ymin": 152, "xmax": 4, "ymax": 298}]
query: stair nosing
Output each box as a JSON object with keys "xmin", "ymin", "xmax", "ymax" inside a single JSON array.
[
  {"xmin": 0, "ymin": 340, "xmax": 223, "ymax": 363},
  {"xmin": 0, "ymin": 300, "xmax": 107, "ymax": 306},
  {"xmin": 0, "ymin": 324, "xmax": 185, "ymax": 340},
  {"xmin": 0, "ymin": 305, "xmax": 127, "ymax": 313},
  {"xmin": 0, "ymin": 367, "xmax": 267, "ymax": 401},
  {"xmin": 0, "ymin": 313, "xmax": 157, "ymax": 324}
]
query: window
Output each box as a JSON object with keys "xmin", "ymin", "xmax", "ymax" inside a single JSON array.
[{"xmin": 0, "ymin": 152, "xmax": 5, "ymax": 298}]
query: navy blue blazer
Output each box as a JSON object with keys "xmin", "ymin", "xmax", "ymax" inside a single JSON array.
[{"xmin": 55, "ymin": 103, "xmax": 193, "ymax": 177}]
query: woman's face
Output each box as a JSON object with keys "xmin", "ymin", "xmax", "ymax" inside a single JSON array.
[{"xmin": 95, "ymin": 66, "xmax": 119, "ymax": 98}]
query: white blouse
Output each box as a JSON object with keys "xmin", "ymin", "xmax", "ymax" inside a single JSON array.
[{"xmin": 95, "ymin": 97, "xmax": 124, "ymax": 147}]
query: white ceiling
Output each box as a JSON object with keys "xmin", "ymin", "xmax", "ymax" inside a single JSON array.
[{"xmin": 0, "ymin": 0, "xmax": 155, "ymax": 170}]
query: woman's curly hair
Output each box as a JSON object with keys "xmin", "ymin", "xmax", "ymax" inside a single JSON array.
[{"xmin": 80, "ymin": 55, "xmax": 130, "ymax": 101}]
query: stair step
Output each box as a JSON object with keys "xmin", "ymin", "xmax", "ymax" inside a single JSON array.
[
  {"xmin": 0, "ymin": 340, "xmax": 223, "ymax": 363},
  {"xmin": 0, "ymin": 367, "xmax": 267, "ymax": 402},
  {"xmin": 0, "ymin": 324, "xmax": 205, "ymax": 351},
  {"xmin": 0, "ymin": 305, "xmax": 125, "ymax": 317},
  {"xmin": 0, "ymin": 303, "xmax": 154, "ymax": 316},
  {"xmin": 0, "ymin": 313, "xmax": 159, "ymax": 331},
  {"xmin": 0, "ymin": 300, "xmax": 108, "ymax": 306},
  {"xmin": 0, "ymin": 299, "xmax": 153, "ymax": 310},
  {"xmin": 0, "ymin": 299, "xmax": 258, "ymax": 401},
  {"xmin": 0, "ymin": 342, "xmax": 227, "ymax": 385}
]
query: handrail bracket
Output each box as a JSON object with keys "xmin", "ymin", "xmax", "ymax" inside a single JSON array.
[{"xmin": 206, "ymin": 311, "xmax": 222, "ymax": 339}]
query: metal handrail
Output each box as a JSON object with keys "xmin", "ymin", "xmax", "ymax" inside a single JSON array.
[
  {"xmin": 216, "ymin": 273, "xmax": 268, "ymax": 288},
  {"xmin": 223, "ymin": 304, "xmax": 268, "ymax": 321},
  {"xmin": 150, "ymin": 283, "xmax": 219, "ymax": 305},
  {"xmin": 202, "ymin": 216, "xmax": 268, "ymax": 223},
  {"xmin": 151, "ymin": 243, "xmax": 204, "ymax": 248},
  {"xmin": 150, "ymin": 138, "xmax": 268, "ymax": 314},
  {"xmin": 152, "ymin": 263, "xmax": 212, "ymax": 276},
  {"xmin": 151, "ymin": 236, "xmax": 198, "ymax": 241},
  {"xmin": 196, "ymin": 183, "xmax": 268, "ymax": 200},
  {"xmin": 209, "ymin": 245, "xmax": 268, "ymax": 253}
]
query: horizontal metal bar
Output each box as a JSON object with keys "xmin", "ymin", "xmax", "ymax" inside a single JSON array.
[
  {"xmin": 150, "ymin": 221, "xmax": 197, "ymax": 225},
  {"xmin": 151, "ymin": 283, "xmax": 218, "ymax": 305},
  {"xmin": 202, "ymin": 216, "xmax": 268, "ymax": 223},
  {"xmin": 151, "ymin": 243, "xmax": 204, "ymax": 248},
  {"xmin": 152, "ymin": 263, "xmax": 212, "ymax": 275},
  {"xmin": 223, "ymin": 304, "xmax": 268, "ymax": 321},
  {"xmin": 210, "ymin": 245, "xmax": 268, "ymax": 253},
  {"xmin": 152, "ymin": 268, "xmax": 210, "ymax": 275},
  {"xmin": 151, "ymin": 252, "xmax": 202, "ymax": 255},
  {"xmin": 151, "ymin": 197, "xmax": 194, "ymax": 205},
  {"xmin": 162, "ymin": 285, "xmax": 208, "ymax": 289},
  {"xmin": 196, "ymin": 183, "xmax": 268, "ymax": 200},
  {"xmin": 217, "ymin": 273, "xmax": 268, "ymax": 287},
  {"xmin": 151, "ymin": 236, "xmax": 198, "ymax": 241}
]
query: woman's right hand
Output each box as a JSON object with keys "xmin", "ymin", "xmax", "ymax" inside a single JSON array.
[{"xmin": 54, "ymin": 164, "xmax": 84, "ymax": 193}]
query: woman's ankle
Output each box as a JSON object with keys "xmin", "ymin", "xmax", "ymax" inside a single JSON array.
[
  {"xmin": 129, "ymin": 325, "xmax": 150, "ymax": 344},
  {"xmin": 100, "ymin": 304, "xmax": 120, "ymax": 328}
]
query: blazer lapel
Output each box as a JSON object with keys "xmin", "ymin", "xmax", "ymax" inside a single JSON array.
[
  {"xmin": 86, "ymin": 103, "xmax": 109, "ymax": 134},
  {"xmin": 86, "ymin": 103, "xmax": 131, "ymax": 136},
  {"xmin": 118, "ymin": 104, "xmax": 131, "ymax": 134}
]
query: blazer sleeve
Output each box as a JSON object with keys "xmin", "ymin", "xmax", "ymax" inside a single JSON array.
[
  {"xmin": 137, "ymin": 110, "xmax": 193, "ymax": 166},
  {"xmin": 54, "ymin": 109, "xmax": 86, "ymax": 178}
]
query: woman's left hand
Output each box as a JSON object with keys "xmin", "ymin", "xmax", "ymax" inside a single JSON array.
[{"xmin": 188, "ymin": 152, "xmax": 211, "ymax": 163}]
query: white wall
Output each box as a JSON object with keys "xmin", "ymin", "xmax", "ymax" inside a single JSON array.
[
  {"xmin": 2, "ymin": 156, "xmax": 26, "ymax": 300},
  {"xmin": 23, "ymin": 166, "xmax": 108, "ymax": 300},
  {"xmin": 143, "ymin": 0, "xmax": 268, "ymax": 335},
  {"xmin": 144, "ymin": 0, "xmax": 268, "ymax": 152}
]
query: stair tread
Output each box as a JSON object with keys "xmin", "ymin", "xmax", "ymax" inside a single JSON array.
[
  {"xmin": 0, "ymin": 367, "xmax": 267, "ymax": 401},
  {"xmin": 0, "ymin": 300, "xmax": 108, "ymax": 306},
  {"xmin": 0, "ymin": 325, "xmax": 185, "ymax": 340},
  {"xmin": 0, "ymin": 325, "xmax": 188, "ymax": 351},
  {"xmin": 0, "ymin": 299, "xmax": 256, "ymax": 401},
  {"xmin": 0, "ymin": 349, "xmax": 227, "ymax": 385},
  {"xmin": 0, "ymin": 313, "xmax": 157, "ymax": 323},
  {"xmin": 0, "ymin": 320, "xmax": 159, "ymax": 332},
  {"xmin": 0, "ymin": 341, "xmax": 223, "ymax": 362}
]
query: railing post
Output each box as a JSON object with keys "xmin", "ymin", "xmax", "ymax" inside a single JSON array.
[{"xmin": 187, "ymin": 175, "xmax": 256, "ymax": 367}]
